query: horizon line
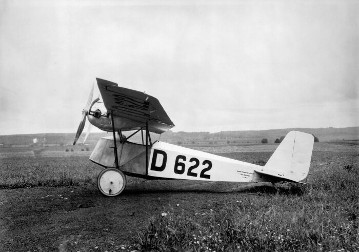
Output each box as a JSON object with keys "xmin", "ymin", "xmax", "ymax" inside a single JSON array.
[{"xmin": 1, "ymin": 126, "xmax": 358, "ymax": 137}]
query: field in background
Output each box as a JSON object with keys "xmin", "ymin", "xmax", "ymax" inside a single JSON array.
[
  {"xmin": 1, "ymin": 126, "xmax": 358, "ymax": 147},
  {"xmin": 0, "ymin": 142, "xmax": 358, "ymax": 251}
]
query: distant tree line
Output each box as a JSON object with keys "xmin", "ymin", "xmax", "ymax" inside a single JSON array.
[{"xmin": 272, "ymin": 134, "xmax": 319, "ymax": 144}]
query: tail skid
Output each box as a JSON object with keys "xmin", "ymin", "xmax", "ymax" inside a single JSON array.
[{"xmin": 254, "ymin": 131, "xmax": 314, "ymax": 183}]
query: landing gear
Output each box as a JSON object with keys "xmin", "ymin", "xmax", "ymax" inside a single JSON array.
[{"xmin": 97, "ymin": 168, "xmax": 126, "ymax": 196}]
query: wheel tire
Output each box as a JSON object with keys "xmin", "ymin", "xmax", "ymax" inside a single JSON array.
[{"xmin": 97, "ymin": 168, "xmax": 126, "ymax": 196}]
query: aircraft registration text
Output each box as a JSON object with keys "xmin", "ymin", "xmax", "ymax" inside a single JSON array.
[
  {"xmin": 150, "ymin": 149, "xmax": 212, "ymax": 179},
  {"xmin": 147, "ymin": 142, "xmax": 256, "ymax": 182}
]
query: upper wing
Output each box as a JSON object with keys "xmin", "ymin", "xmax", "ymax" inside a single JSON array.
[{"xmin": 96, "ymin": 78, "xmax": 174, "ymax": 134}]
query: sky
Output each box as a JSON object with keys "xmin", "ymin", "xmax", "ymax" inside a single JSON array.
[{"xmin": 0, "ymin": 0, "xmax": 358, "ymax": 135}]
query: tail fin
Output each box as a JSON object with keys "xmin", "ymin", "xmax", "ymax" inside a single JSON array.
[{"xmin": 254, "ymin": 131, "xmax": 314, "ymax": 183}]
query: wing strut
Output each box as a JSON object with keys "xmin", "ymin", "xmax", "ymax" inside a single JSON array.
[
  {"xmin": 110, "ymin": 109, "xmax": 152, "ymax": 173},
  {"xmin": 141, "ymin": 129, "xmax": 144, "ymax": 145},
  {"xmin": 111, "ymin": 111, "xmax": 120, "ymax": 169},
  {"xmin": 145, "ymin": 121, "xmax": 148, "ymax": 176}
]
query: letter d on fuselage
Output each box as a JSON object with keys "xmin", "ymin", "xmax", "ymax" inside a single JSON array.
[{"xmin": 150, "ymin": 149, "xmax": 167, "ymax": 171}]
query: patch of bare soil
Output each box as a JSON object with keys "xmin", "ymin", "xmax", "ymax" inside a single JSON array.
[{"xmin": 1, "ymin": 181, "xmax": 275, "ymax": 251}]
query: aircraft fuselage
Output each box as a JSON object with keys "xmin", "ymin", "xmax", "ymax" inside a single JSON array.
[{"xmin": 90, "ymin": 137, "xmax": 263, "ymax": 183}]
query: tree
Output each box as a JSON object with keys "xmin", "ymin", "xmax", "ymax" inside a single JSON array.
[
  {"xmin": 313, "ymin": 135, "xmax": 319, "ymax": 142},
  {"xmin": 279, "ymin": 136, "xmax": 285, "ymax": 142},
  {"xmin": 274, "ymin": 138, "xmax": 280, "ymax": 143},
  {"xmin": 261, "ymin": 138, "xmax": 268, "ymax": 144}
]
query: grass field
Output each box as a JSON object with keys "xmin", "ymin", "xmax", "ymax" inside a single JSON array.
[
  {"xmin": 0, "ymin": 156, "xmax": 100, "ymax": 189},
  {"xmin": 0, "ymin": 142, "xmax": 358, "ymax": 251},
  {"xmin": 134, "ymin": 153, "xmax": 358, "ymax": 251}
]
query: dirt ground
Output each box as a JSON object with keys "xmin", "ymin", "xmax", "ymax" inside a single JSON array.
[{"xmin": 0, "ymin": 180, "xmax": 273, "ymax": 251}]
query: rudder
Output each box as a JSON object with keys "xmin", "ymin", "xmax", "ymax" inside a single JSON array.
[{"xmin": 255, "ymin": 131, "xmax": 314, "ymax": 182}]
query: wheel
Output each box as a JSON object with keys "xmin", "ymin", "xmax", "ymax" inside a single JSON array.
[{"xmin": 97, "ymin": 168, "xmax": 126, "ymax": 196}]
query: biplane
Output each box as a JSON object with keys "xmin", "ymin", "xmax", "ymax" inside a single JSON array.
[{"xmin": 73, "ymin": 78, "xmax": 314, "ymax": 196}]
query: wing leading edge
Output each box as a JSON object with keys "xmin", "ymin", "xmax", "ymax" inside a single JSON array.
[{"xmin": 96, "ymin": 78, "xmax": 174, "ymax": 134}]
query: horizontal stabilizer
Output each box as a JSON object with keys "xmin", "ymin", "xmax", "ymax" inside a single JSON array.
[{"xmin": 253, "ymin": 170, "xmax": 298, "ymax": 183}]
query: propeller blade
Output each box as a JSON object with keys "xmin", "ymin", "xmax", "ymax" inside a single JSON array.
[
  {"xmin": 90, "ymin": 97, "xmax": 100, "ymax": 109},
  {"xmin": 73, "ymin": 112, "xmax": 86, "ymax": 145},
  {"xmin": 73, "ymin": 83, "xmax": 96, "ymax": 145},
  {"xmin": 83, "ymin": 123, "xmax": 92, "ymax": 144},
  {"xmin": 85, "ymin": 83, "xmax": 94, "ymax": 111}
]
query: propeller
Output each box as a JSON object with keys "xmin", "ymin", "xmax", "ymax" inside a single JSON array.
[
  {"xmin": 83, "ymin": 123, "xmax": 92, "ymax": 144},
  {"xmin": 73, "ymin": 84, "xmax": 94, "ymax": 145},
  {"xmin": 82, "ymin": 97, "xmax": 100, "ymax": 144}
]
